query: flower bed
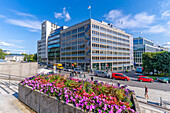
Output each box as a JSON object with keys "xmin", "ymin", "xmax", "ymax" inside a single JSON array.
[{"xmin": 20, "ymin": 74, "xmax": 136, "ymax": 113}]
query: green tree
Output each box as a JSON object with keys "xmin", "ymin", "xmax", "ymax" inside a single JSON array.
[
  {"xmin": 143, "ymin": 51, "xmax": 170, "ymax": 76},
  {"xmin": 33, "ymin": 53, "xmax": 37, "ymax": 62},
  {"xmin": 142, "ymin": 52, "xmax": 155, "ymax": 75},
  {"xmin": 0, "ymin": 49, "xmax": 5, "ymax": 59}
]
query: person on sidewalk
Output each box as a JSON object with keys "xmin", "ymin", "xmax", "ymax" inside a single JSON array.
[
  {"xmin": 145, "ymin": 86, "xmax": 149, "ymax": 99},
  {"xmin": 91, "ymin": 76, "xmax": 93, "ymax": 81},
  {"xmin": 117, "ymin": 81, "xmax": 120, "ymax": 87},
  {"xmin": 84, "ymin": 73, "xmax": 86, "ymax": 78}
]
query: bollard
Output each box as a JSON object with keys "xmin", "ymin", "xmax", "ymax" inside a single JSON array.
[
  {"xmin": 9, "ymin": 75, "xmax": 11, "ymax": 87},
  {"xmin": 160, "ymin": 97, "xmax": 162, "ymax": 106}
]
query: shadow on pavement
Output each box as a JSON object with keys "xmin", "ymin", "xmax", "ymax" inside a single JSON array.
[
  {"xmin": 136, "ymin": 95, "xmax": 145, "ymax": 99},
  {"xmin": 12, "ymin": 92, "xmax": 18, "ymax": 99},
  {"xmin": 147, "ymin": 101, "xmax": 159, "ymax": 106}
]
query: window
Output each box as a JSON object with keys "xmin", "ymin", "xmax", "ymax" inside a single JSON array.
[
  {"xmin": 92, "ymin": 24, "xmax": 99, "ymax": 29},
  {"xmin": 92, "ymin": 30, "xmax": 99, "ymax": 37},
  {"xmin": 72, "ymin": 29, "xmax": 77, "ymax": 34},
  {"xmin": 78, "ymin": 26, "xmax": 85, "ymax": 32},
  {"xmin": 78, "ymin": 32, "xmax": 85, "ymax": 38}
]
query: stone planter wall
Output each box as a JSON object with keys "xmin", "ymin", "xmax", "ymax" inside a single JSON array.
[
  {"xmin": 18, "ymin": 83, "xmax": 140, "ymax": 113},
  {"xmin": 18, "ymin": 83, "xmax": 85, "ymax": 113}
]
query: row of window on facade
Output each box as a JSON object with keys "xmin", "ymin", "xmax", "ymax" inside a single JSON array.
[
  {"xmin": 61, "ymin": 32, "xmax": 85, "ymax": 42},
  {"xmin": 92, "ymin": 24, "xmax": 129, "ymax": 39},
  {"xmin": 92, "ymin": 30, "xmax": 129, "ymax": 42},
  {"xmin": 61, "ymin": 26, "xmax": 85, "ymax": 38},
  {"xmin": 92, "ymin": 44, "xmax": 130, "ymax": 50}
]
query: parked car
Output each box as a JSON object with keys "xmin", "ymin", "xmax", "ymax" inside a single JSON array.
[
  {"xmin": 94, "ymin": 71, "xmax": 110, "ymax": 78},
  {"xmin": 74, "ymin": 68, "xmax": 83, "ymax": 74},
  {"xmin": 138, "ymin": 76, "xmax": 154, "ymax": 83},
  {"xmin": 111, "ymin": 73, "xmax": 130, "ymax": 81},
  {"xmin": 64, "ymin": 68, "xmax": 72, "ymax": 72},
  {"xmin": 158, "ymin": 77, "xmax": 170, "ymax": 83}
]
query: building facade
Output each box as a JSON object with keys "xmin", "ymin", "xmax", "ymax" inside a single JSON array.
[
  {"xmin": 48, "ymin": 26, "xmax": 68, "ymax": 64},
  {"xmin": 37, "ymin": 20, "xmax": 59, "ymax": 63},
  {"xmin": 3, "ymin": 50, "xmax": 10, "ymax": 54},
  {"xmin": 60, "ymin": 19, "xmax": 133, "ymax": 71},
  {"xmin": 133, "ymin": 37, "xmax": 168, "ymax": 67},
  {"xmin": 5, "ymin": 54, "xmax": 24, "ymax": 62}
]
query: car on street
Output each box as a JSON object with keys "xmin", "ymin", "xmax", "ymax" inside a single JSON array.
[
  {"xmin": 158, "ymin": 77, "xmax": 170, "ymax": 83},
  {"xmin": 64, "ymin": 68, "xmax": 72, "ymax": 72},
  {"xmin": 111, "ymin": 73, "xmax": 130, "ymax": 81},
  {"xmin": 74, "ymin": 68, "xmax": 83, "ymax": 74},
  {"xmin": 138, "ymin": 76, "xmax": 154, "ymax": 83},
  {"xmin": 94, "ymin": 71, "xmax": 110, "ymax": 78}
]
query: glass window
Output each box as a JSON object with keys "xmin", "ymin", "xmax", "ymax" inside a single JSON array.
[{"xmin": 139, "ymin": 39, "xmax": 143, "ymax": 44}]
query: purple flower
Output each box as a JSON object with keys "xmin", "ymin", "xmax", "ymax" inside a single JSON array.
[
  {"xmin": 98, "ymin": 109, "xmax": 102, "ymax": 113},
  {"xmin": 76, "ymin": 103, "xmax": 79, "ymax": 107},
  {"xmin": 116, "ymin": 109, "xmax": 122, "ymax": 113},
  {"xmin": 86, "ymin": 105, "xmax": 89, "ymax": 109}
]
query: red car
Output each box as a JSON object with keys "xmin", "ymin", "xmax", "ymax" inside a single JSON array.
[
  {"xmin": 138, "ymin": 76, "xmax": 154, "ymax": 83},
  {"xmin": 112, "ymin": 73, "xmax": 130, "ymax": 81}
]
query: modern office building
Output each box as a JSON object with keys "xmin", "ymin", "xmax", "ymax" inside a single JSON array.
[
  {"xmin": 48, "ymin": 26, "xmax": 68, "ymax": 64},
  {"xmin": 37, "ymin": 20, "xmax": 59, "ymax": 63},
  {"xmin": 60, "ymin": 19, "xmax": 133, "ymax": 71},
  {"xmin": 133, "ymin": 37, "xmax": 168, "ymax": 67}
]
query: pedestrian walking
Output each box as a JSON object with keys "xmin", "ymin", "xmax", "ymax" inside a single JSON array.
[
  {"xmin": 70, "ymin": 72, "xmax": 72, "ymax": 77},
  {"xmin": 88, "ymin": 70, "xmax": 90, "ymax": 73},
  {"xmin": 117, "ymin": 81, "xmax": 120, "ymax": 87},
  {"xmin": 91, "ymin": 69, "xmax": 93, "ymax": 73},
  {"xmin": 76, "ymin": 71, "xmax": 77, "ymax": 77},
  {"xmin": 91, "ymin": 76, "xmax": 93, "ymax": 81},
  {"xmin": 145, "ymin": 86, "xmax": 149, "ymax": 99},
  {"xmin": 84, "ymin": 73, "xmax": 86, "ymax": 78},
  {"xmin": 80, "ymin": 73, "xmax": 81, "ymax": 78}
]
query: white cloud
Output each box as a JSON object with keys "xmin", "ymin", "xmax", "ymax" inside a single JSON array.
[
  {"xmin": 161, "ymin": 10, "xmax": 170, "ymax": 18},
  {"xmin": 162, "ymin": 42, "xmax": 170, "ymax": 50},
  {"xmin": 10, "ymin": 9, "xmax": 35, "ymax": 18},
  {"xmin": 6, "ymin": 19, "xmax": 41, "ymax": 30},
  {"xmin": 148, "ymin": 25, "xmax": 166, "ymax": 33},
  {"xmin": 104, "ymin": 10, "xmax": 122, "ymax": 20},
  {"xmin": 0, "ymin": 42, "xmax": 15, "ymax": 47},
  {"xmin": 54, "ymin": 7, "xmax": 71, "ymax": 22},
  {"xmin": 0, "ymin": 15, "xmax": 6, "ymax": 18},
  {"xmin": 0, "ymin": 41, "xmax": 23, "ymax": 48},
  {"xmin": 104, "ymin": 10, "xmax": 155, "ymax": 29}
]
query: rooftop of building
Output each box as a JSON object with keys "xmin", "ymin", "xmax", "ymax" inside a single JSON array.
[
  {"xmin": 60, "ymin": 18, "xmax": 132, "ymax": 36},
  {"xmin": 133, "ymin": 37, "xmax": 154, "ymax": 43},
  {"xmin": 5, "ymin": 54, "xmax": 25, "ymax": 57}
]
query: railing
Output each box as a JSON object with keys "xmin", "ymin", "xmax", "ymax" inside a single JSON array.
[{"xmin": 0, "ymin": 74, "xmax": 28, "ymax": 87}]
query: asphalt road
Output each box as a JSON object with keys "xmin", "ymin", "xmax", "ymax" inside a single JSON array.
[{"xmin": 60, "ymin": 70, "xmax": 170, "ymax": 91}]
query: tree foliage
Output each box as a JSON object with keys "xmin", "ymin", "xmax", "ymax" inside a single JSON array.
[
  {"xmin": 142, "ymin": 51, "xmax": 170, "ymax": 76},
  {"xmin": 0, "ymin": 49, "xmax": 5, "ymax": 59},
  {"xmin": 22, "ymin": 53, "xmax": 37, "ymax": 62}
]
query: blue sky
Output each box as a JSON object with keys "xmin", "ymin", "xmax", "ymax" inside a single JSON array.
[{"xmin": 0, "ymin": 0, "xmax": 170, "ymax": 54}]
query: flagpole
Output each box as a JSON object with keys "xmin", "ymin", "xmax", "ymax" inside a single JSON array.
[{"xmin": 90, "ymin": 6, "xmax": 91, "ymax": 19}]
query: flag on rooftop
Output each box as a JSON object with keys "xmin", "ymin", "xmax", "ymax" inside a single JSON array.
[{"xmin": 88, "ymin": 6, "xmax": 91, "ymax": 9}]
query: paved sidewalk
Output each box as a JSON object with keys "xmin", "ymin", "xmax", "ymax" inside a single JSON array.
[{"xmin": 0, "ymin": 79, "xmax": 35, "ymax": 113}]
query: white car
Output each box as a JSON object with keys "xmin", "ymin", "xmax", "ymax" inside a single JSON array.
[
  {"xmin": 94, "ymin": 71, "xmax": 110, "ymax": 78},
  {"xmin": 64, "ymin": 68, "xmax": 72, "ymax": 72}
]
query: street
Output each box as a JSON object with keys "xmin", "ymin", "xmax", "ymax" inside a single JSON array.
[{"xmin": 60, "ymin": 70, "xmax": 170, "ymax": 91}]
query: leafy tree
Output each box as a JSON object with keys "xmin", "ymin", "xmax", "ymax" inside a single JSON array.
[
  {"xmin": 33, "ymin": 53, "xmax": 37, "ymax": 62},
  {"xmin": 0, "ymin": 49, "xmax": 5, "ymax": 59},
  {"xmin": 142, "ymin": 52, "xmax": 155, "ymax": 75},
  {"xmin": 143, "ymin": 51, "xmax": 170, "ymax": 76}
]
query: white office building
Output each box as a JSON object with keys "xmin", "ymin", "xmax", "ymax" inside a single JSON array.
[{"xmin": 37, "ymin": 20, "xmax": 59, "ymax": 63}]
